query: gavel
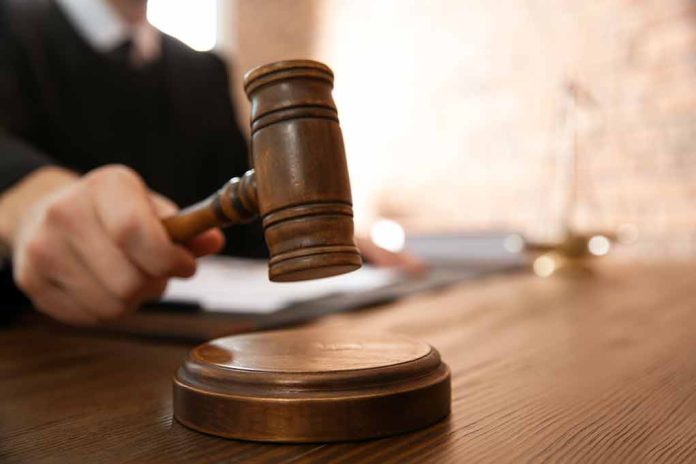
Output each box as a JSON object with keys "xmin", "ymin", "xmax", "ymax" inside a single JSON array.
[
  {"xmin": 161, "ymin": 60, "xmax": 362, "ymax": 282},
  {"xmin": 163, "ymin": 61, "xmax": 451, "ymax": 442}
]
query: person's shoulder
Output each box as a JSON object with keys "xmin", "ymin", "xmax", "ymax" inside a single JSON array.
[
  {"xmin": 1, "ymin": 0, "xmax": 51, "ymax": 22},
  {"xmin": 1, "ymin": 0, "xmax": 53, "ymax": 42},
  {"xmin": 160, "ymin": 33, "xmax": 229, "ymax": 76},
  {"xmin": 159, "ymin": 33, "xmax": 237, "ymax": 124}
]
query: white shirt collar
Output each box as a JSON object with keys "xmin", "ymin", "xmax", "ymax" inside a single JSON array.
[{"xmin": 55, "ymin": 0, "xmax": 161, "ymax": 65}]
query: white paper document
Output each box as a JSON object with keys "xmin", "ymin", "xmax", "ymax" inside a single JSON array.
[{"xmin": 162, "ymin": 256, "xmax": 400, "ymax": 314}]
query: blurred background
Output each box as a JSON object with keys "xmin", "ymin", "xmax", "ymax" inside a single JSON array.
[{"xmin": 148, "ymin": 0, "xmax": 696, "ymax": 258}]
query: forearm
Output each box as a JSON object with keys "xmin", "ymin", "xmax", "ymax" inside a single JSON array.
[{"xmin": 0, "ymin": 166, "xmax": 78, "ymax": 249}]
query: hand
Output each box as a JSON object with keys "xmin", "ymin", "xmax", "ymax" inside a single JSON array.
[
  {"xmin": 8, "ymin": 165, "xmax": 224, "ymax": 325},
  {"xmin": 354, "ymin": 236, "xmax": 427, "ymax": 276}
]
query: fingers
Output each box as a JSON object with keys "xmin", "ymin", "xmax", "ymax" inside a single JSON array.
[
  {"xmin": 186, "ymin": 228, "xmax": 226, "ymax": 257},
  {"xmin": 149, "ymin": 191, "xmax": 179, "ymax": 218},
  {"xmin": 355, "ymin": 236, "xmax": 428, "ymax": 276},
  {"xmin": 67, "ymin": 190, "xmax": 166, "ymax": 306},
  {"xmin": 29, "ymin": 279, "xmax": 99, "ymax": 326},
  {"xmin": 14, "ymin": 250, "xmax": 99, "ymax": 326},
  {"xmin": 149, "ymin": 190, "xmax": 226, "ymax": 257},
  {"xmin": 15, "ymin": 222, "xmax": 127, "ymax": 323},
  {"xmin": 87, "ymin": 166, "xmax": 196, "ymax": 278},
  {"xmin": 12, "ymin": 164, "xmax": 203, "ymax": 326}
]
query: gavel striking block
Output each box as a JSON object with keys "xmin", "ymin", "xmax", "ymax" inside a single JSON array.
[
  {"xmin": 165, "ymin": 60, "xmax": 451, "ymax": 442},
  {"xmin": 162, "ymin": 60, "xmax": 362, "ymax": 282}
]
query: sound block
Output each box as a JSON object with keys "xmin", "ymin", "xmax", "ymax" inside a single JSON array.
[{"xmin": 173, "ymin": 328, "xmax": 451, "ymax": 442}]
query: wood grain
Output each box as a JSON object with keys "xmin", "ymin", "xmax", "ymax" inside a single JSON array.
[
  {"xmin": 2, "ymin": 260, "xmax": 696, "ymax": 462},
  {"xmin": 173, "ymin": 329, "xmax": 450, "ymax": 442},
  {"xmin": 161, "ymin": 60, "xmax": 362, "ymax": 282}
]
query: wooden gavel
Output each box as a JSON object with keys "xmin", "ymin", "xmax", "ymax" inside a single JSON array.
[{"xmin": 162, "ymin": 60, "xmax": 362, "ymax": 282}]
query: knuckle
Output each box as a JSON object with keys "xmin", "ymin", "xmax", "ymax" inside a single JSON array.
[
  {"xmin": 13, "ymin": 264, "xmax": 38, "ymax": 294},
  {"xmin": 44, "ymin": 198, "xmax": 75, "ymax": 228},
  {"xmin": 102, "ymin": 164, "xmax": 143, "ymax": 187},
  {"xmin": 86, "ymin": 165, "xmax": 145, "ymax": 194},
  {"xmin": 24, "ymin": 237, "xmax": 52, "ymax": 267},
  {"xmin": 83, "ymin": 171, "xmax": 102, "ymax": 189},
  {"xmin": 111, "ymin": 277, "xmax": 142, "ymax": 302},
  {"xmin": 112, "ymin": 212, "xmax": 143, "ymax": 248}
]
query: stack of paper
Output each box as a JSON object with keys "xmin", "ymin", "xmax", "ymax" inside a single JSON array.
[{"xmin": 162, "ymin": 256, "xmax": 399, "ymax": 314}]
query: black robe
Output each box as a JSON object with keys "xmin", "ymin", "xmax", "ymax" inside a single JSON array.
[{"xmin": 0, "ymin": 0, "xmax": 267, "ymax": 315}]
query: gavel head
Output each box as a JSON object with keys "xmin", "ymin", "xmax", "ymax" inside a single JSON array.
[{"xmin": 243, "ymin": 60, "xmax": 362, "ymax": 282}]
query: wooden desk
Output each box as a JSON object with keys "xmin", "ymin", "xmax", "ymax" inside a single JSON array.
[{"xmin": 2, "ymin": 261, "xmax": 696, "ymax": 463}]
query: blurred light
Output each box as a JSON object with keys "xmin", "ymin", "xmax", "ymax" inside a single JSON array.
[
  {"xmin": 504, "ymin": 233, "xmax": 525, "ymax": 253},
  {"xmin": 617, "ymin": 223, "xmax": 639, "ymax": 244},
  {"xmin": 533, "ymin": 254, "xmax": 557, "ymax": 277},
  {"xmin": 588, "ymin": 235, "xmax": 611, "ymax": 256},
  {"xmin": 147, "ymin": 0, "xmax": 217, "ymax": 51},
  {"xmin": 370, "ymin": 218, "xmax": 405, "ymax": 252}
]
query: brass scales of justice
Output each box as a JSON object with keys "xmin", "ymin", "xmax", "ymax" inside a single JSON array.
[{"xmin": 159, "ymin": 60, "xmax": 451, "ymax": 442}]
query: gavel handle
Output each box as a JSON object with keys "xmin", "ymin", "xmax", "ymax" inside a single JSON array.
[{"xmin": 161, "ymin": 170, "xmax": 258, "ymax": 243}]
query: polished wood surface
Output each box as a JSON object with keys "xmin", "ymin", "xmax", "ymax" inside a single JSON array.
[
  {"xmin": 174, "ymin": 329, "xmax": 450, "ymax": 442},
  {"xmin": 162, "ymin": 60, "xmax": 362, "ymax": 282},
  {"xmin": 191, "ymin": 329, "xmax": 433, "ymax": 372},
  {"xmin": 3, "ymin": 260, "xmax": 696, "ymax": 462}
]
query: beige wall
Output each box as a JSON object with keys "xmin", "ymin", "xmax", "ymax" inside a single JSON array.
[
  {"xmin": 217, "ymin": 0, "xmax": 322, "ymax": 136},
  {"xmin": 219, "ymin": 0, "xmax": 696, "ymax": 255}
]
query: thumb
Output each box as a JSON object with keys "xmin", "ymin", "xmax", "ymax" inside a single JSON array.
[
  {"xmin": 149, "ymin": 191, "xmax": 179, "ymax": 218},
  {"xmin": 149, "ymin": 191, "xmax": 226, "ymax": 256}
]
